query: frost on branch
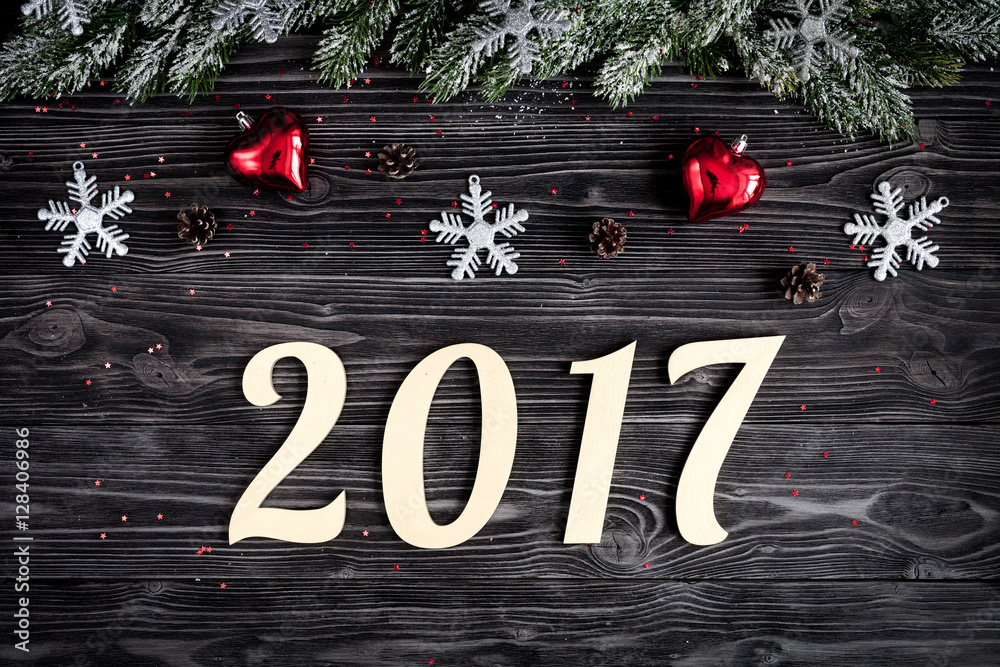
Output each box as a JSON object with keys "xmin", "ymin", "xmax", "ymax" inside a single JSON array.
[
  {"xmin": 845, "ymin": 181, "xmax": 948, "ymax": 282},
  {"xmin": 210, "ymin": 0, "xmax": 299, "ymax": 44},
  {"xmin": 472, "ymin": 0, "xmax": 572, "ymax": 75},
  {"xmin": 765, "ymin": 0, "xmax": 858, "ymax": 82},
  {"xmin": 21, "ymin": 0, "xmax": 91, "ymax": 36},
  {"xmin": 430, "ymin": 174, "xmax": 528, "ymax": 280},
  {"xmin": 37, "ymin": 161, "xmax": 133, "ymax": 267}
]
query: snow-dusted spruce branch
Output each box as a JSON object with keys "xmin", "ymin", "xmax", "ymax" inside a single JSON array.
[{"xmin": 1, "ymin": 0, "xmax": 999, "ymax": 141}]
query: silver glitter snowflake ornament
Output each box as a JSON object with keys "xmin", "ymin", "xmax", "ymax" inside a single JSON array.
[
  {"xmin": 211, "ymin": 0, "xmax": 299, "ymax": 43},
  {"xmin": 21, "ymin": 0, "xmax": 91, "ymax": 36},
  {"xmin": 37, "ymin": 162, "xmax": 133, "ymax": 267},
  {"xmin": 430, "ymin": 175, "xmax": 528, "ymax": 280},
  {"xmin": 765, "ymin": 0, "xmax": 859, "ymax": 82},
  {"xmin": 845, "ymin": 181, "xmax": 948, "ymax": 281},
  {"xmin": 473, "ymin": 0, "xmax": 572, "ymax": 75}
]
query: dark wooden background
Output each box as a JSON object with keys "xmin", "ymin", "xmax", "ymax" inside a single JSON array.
[{"xmin": 2, "ymin": 26, "xmax": 999, "ymax": 666}]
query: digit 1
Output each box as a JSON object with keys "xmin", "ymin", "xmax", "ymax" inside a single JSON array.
[
  {"xmin": 564, "ymin": 342, "xmax": 637, "ymax": 544},
  {"xmin": 382, "ymin": 343, "xmax": 517, "ymax": 549},
  {"xmin": 668, "ymin": 335, "xmax": 785, "ymax": 546}
]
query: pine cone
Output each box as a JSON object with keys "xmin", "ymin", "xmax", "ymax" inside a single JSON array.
[
  {"xmin": 589, "ymin": 217, "xmax": 627, "ymax": 258},
  {"xmin": 176, "ymin": 204, "xmax": 217, "ymax": 246},
  {"xmin": 377, "ymin": 143, "xmax": 418, "ymax": 179},
  {"xmin": 781, "ymin": 262, "xmax": 825, "ymax": 304}
]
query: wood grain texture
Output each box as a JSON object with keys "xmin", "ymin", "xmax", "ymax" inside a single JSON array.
[
  {"xmin": 1, "ymin": 33, "xmax": 998, "ymax": 665},
  {"xmin": 17, "ymin": 580, "xmax": 1000, "ymax": 666},
  {"xmin": 4, "ymin": 423, "xmax": 997, "ymax": 581}
]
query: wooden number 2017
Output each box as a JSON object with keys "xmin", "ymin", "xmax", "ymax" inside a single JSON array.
[{"xmin": 230, "ymin": 336, "xmax": 783, "ymax": 548}]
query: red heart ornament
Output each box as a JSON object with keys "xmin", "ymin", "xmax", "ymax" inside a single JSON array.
[
  {"xmin": 681, "ymin": 135, "xmax": 765, "ymax": 223},
  {"xmin": 225, "ymin": 108, "xmax": 309, "ymax": 193}
]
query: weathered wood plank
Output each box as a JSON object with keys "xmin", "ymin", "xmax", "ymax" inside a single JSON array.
[
  {"xmin": 1, "ymin": 271, "xmax": 996, "ymax": 425},
  {"xmin": 6, "ymin": 423, "xmax": 997, "ymax": 580},
  {"xmin": 15, "ymin": 579, "xmax": 1000, "ymax": 666}
]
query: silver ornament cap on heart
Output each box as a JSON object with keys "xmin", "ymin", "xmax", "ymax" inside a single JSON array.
[{"xmin": 681, "ymin": 135, "xmax": 766, "ymax": 223}]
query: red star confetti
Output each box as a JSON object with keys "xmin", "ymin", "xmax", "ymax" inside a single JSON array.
[
  {"xmin": 165, "ymin": 192, "xmax": 171, "ymax": 198},
  {"xmin": 343, "ymin": 97, "xmax": 349, "ymax": 103},
  {"xmin": 491, "ymin": 202, "xmax": 498, "ymax": 208},
  {"xmin": 413, "ymin": 96, "xmax": 419, "ymax": 102},
  {"xmin": 562, "ymin": 81, "xmax": 568, "ymax": 87},
  {"xmin": 849, "ymin": 243, "xmax": 855, "ymax": 250},
  {"xmin": 551, "ymin": 188, "xmax": 557, "ymax": 194},
  {"xmin": 100, "ymin": 533, "xmax": 106, "ymax": 539},
  {"xmin": 667, "ymin": 153, "xmax": 673, "ymax": 159},
  {"xmin": 207, "ymin": 547, "xmax": 212, "ymax": 553},
  {"xmin": 628, "ymin": 210, "xmax": 634, "ymax": 217},
  {"xmin": 265, "ymin": 94, "xmax": 272, "ymax": 100},
  {"xmin": 788, "ymin": 246, "xmax": 795, "ymax": 252},
  {"xmin": 691, "ymin": 83, "xmax": 697, "ymax": 88},
  {"xmin": 366, "ymin": 168, "xmax": 372, "ymax": 175},
  {"xmin": 363, "ymin": 530, "xmax": 369, "ymax": 536},
  {"xmin": 862, "ymin": 255, "xmax": 868, "ymax": 262},
  {"xmin": 302, "ymin": 243, "xmax": 309, "ymax": 248},
  {"xmin": 182, "ymin": 111, "xmax": 189, "ymax": 117},
  {"xmin": 365, "ymin": 151, "xmax": 371, "ymax": 157},
  {"xmin": 385, "ymin": 212, "xmax": 391, "ymax": 218},
  {"xmin": 111, "ymin": 285, "xmax": 117, "ymax": 292},
  {"xmin": 875, "ymin": 366, "xmax": 881, "ymax": 373},
  {"xmin": 364, "ymin": 78, "xmax": 371, "ymax": 84},
  {"xmin": 626, "ymin": 111, "xmax": 633, "ymax": 117},
  {"xmin": 157, "ymin": 513, "xmax": 163, "ymax": 520},
  {"xmin": 436, "ymin": 129, "xmax": 442, "ymax": 136},
  {"xmin": 792, "ymin": 490, "xmax": 799, "ymax": 496},
  {"xmin": 559, "ymin": 259, "xmax": 565, "ymax": 265},
  {"xmin": 99, "ymin": 80, "xmax": 105, "ymax": 86},
  {"xmin": 344, "ymin": 165, "xmax": 350, "ymax": 170},
  {"xmin": 639, "ymin": 494, "xmax": 645, "ymax": 500},
  {"xmin": 188, "ymin": 289, "xmax": 196, "ymax": 295},
  {"xmin": 451, "ymin": 201, "xmax": 458, "ymax": 207},
  {"xmin": 784, "ymin": 473, "xmax": 791, "ymax": 479},
  {"xmin": 393, "ymin": 564, "xmax": 399, "ymax": 571},
  {"xmin": 95, "ymin": 480, "xmax": 101, "ymax": 486},
  {"xmin": 278, "ymin": 70, "xmax": 284, "ymax": 75},
  {"xmin": 786, "ymin": 160, "xmax": 793, "ymax": 166},
  {"xmin": 85, "ymin": 379, "xmax": 92, "ymax": 386},
  {"xmin": 286, "ymin": 195, "xmax": 293, "ymax": 201},
  {"xmin": 396, "ymin": 198, "xmax": 402, "ymax": 205},
  {"xmin": 220, "ymin": 583, "xmax": 226, "ymax": 589},
  {"xmin": 930, "ymin": 398, "xmax": 937, "ymax": 405},
  {"xmin": 114, "ymin": 98, "xmax": 120, "ymax": 105},
  {"xmin": 370, "ymin": 115, "xmax": 376, "ymax": 122},
  {"xmin": 852, "ymin": 519, "xmax": 859, "ymax": 526},
  {"xmin": 214, "ymin": 94, "xmax": 221, "ymax": 101},
  {"xmin": 571, "ymin": 99, "xmax": 577, "ymax": 105},
  {"xmin": 316, "ymin": 116, "xmax": 323, "ymax": 122},
  {"xmin": 695, "ymin": 74, "xmax": 702, "ymax": 80},
  {"xmin": 124, "ymin": 174, "xmax": 131, "ymax": 180},
  {"xmin": 800, "ymin": 404, "xmax": 806, "ymax": 410},
  {"xmin": 919, "ymin": 143, "xmax": 925, "ymax": 149},
  {"xmin": 694, "ymin": 126, "xmax": 700, "ymax": 132},
  {"xmin": 584, "ymin": 115, "xmax": 591, "ymax": 121},
  {"xmin": 121, "ymin": 515, "xmax": 127, "ymax": 521},
  {"xmin": 349, "ymin": 241, "xmax": 356, "ymax": 248},
  {"xmin": 309, "ymin": 157, "xmax": 315, "ymax": 164},
  {"xmin": 35, "ymin": 106, "xmax": 40, "ymax": 112},
  {"xmin": 822, "ymin": 452, "xmax": 830, "ymax": 458},
  {"xmin": 667, "ymin": 228, "xmax": 674, "ymax": 234},
  {"xmin": 46, "ymin": 300, "xmax": 52, "ymax": 307},
  {"xmin": 823, "ymin": 258, "xmax": 830, "ymax": 265},
  {"xmin": 91, "ymin": 152, "xmax": 98, "ymax": 158},
  {"xmin": 429, "ymin": 115, "xmax": 435, "ymax": 121},
  {"xmin": 643, "ymin": 563, "xmax": 649, "ymax": 569},
  {"xmin": 653, "ymin": 115, "xmax": 659, "ymax": 121},
  {"xmin": 249, "ymin": 210, "xmax": 255, "ymax": 216},
  {"xmin": 80, "ymin": 143, "xmax": 86, "ymax": 148}
]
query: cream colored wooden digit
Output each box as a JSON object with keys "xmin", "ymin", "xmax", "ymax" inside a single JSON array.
[
  {"xmin": 229, "ymin": 342, "xmax": 347, "ymax": 545},
  {"xmin": 564, "ymin": 342, "xmax": 637, "ymax": 544},
  {"xmin": 382, "ymin": 343, "xmax": 517, "ymax": 549},
  {"xmin": 668, "ymin": 335, "xmax": 785, "ymax": 546}
]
